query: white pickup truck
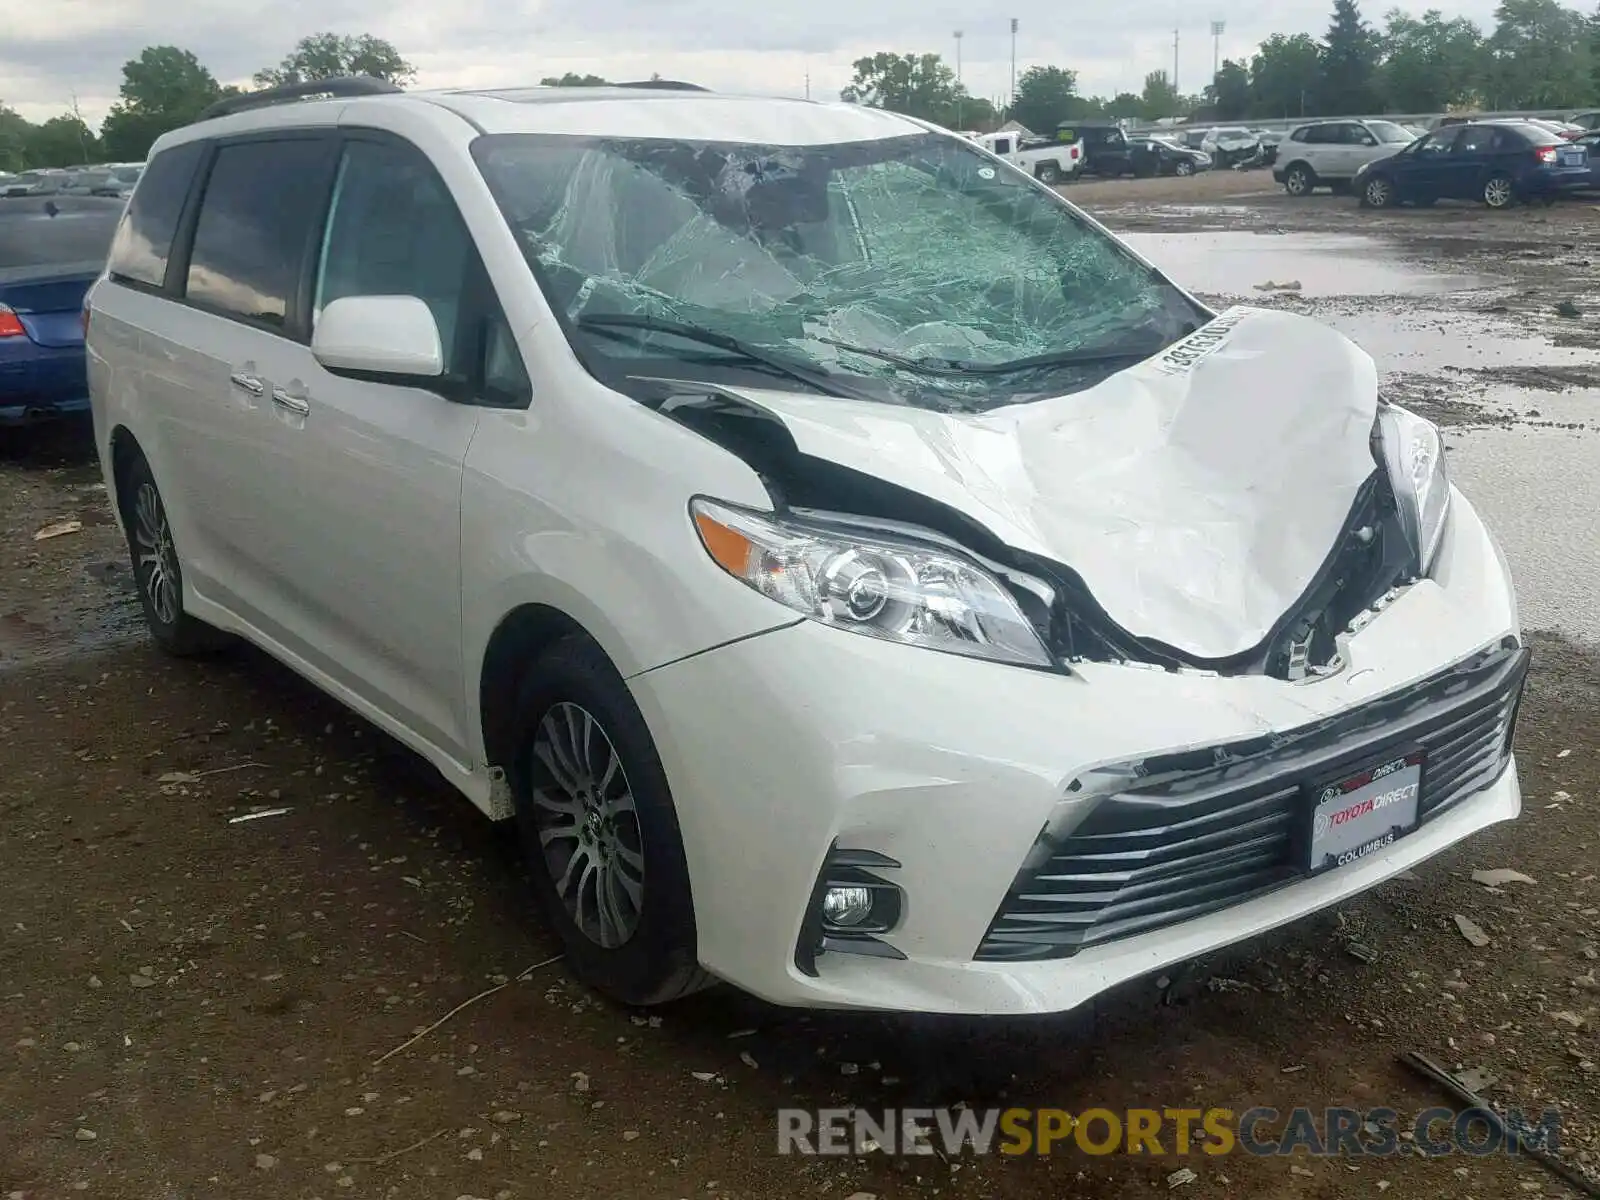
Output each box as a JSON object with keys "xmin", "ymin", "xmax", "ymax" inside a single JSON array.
[{"xmin": 970, "ymin": 130, "xmax": 1084, "ymax": 184}]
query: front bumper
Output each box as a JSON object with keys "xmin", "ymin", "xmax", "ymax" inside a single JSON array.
[{"xmin": 629, "ymin": 490, "xmax": 1523, "ymax": 1014}]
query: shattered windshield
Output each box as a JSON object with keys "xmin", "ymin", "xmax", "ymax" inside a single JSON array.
[{"xmin": 471, "ymin": 131, "xmax": 1203, "ymax": 411}]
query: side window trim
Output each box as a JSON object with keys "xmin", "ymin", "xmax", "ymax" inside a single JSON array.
[
  {"xmin": 171, "ymin": 131, "xmax": 342, "ymax": 343},
  {"xmin": 106, "ymin": 140, "xmax": 209, "ymax": 295}
]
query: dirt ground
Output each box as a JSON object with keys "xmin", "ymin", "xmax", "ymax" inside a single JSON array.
[{"xmin": 4, "ymin": 171, "xmax": 1600, "ymax": 1200}]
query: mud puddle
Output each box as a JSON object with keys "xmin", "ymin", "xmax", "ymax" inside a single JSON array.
[{"xmin": 1123, "ymin": 229, "xmax": 1498, "ymax": 298}]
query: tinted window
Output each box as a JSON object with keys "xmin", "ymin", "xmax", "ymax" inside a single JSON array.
[
  {"xmin": 1455, "ymin": 125, "xmax": 1500, "ymax": 154},
  {"xmin": 1288, "ymin": 126, "xmax": 1310, "ymax": 143},
  {"xmin": 1416, "ymin": 128, "xmax": 1461, "ymax": 155},
  {"xmin": 186, "ymin": 139, "xmax": 334, "ymax": 329},
  {"xmin": 0, "ymin": 196, "xmax": 123, "ymax": 270},
  {"xmin": 107, "ymin": 142, "xmax": 204, "ymax": 288},
  {"xmin": 317, "ymin": 138, "xmax": 528, "ymax": 404},
  {"xmin": 992, "ymin": 137, "xmax": 1012, "ymax": 155},
  {"xmin": 1495, "ymin": 122, "xmax": 1554, "ymax": 147},
  {"xmin": 1302, "ymin": 125, "xmax": 1337, "ymax": 145},
  {"xmin": 315, "ymin": 139, "xmax": 475, "ymax": 372}
]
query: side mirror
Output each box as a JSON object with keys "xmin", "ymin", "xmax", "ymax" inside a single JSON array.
[{"xmin": 312, "ymin": 295, "xmax": 443, "ymax": 380}]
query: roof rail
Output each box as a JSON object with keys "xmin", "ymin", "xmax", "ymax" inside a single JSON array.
[
  {"xmin": 197, "ymin": 75, "xmax": 403, "ymax": 122},
  {"xmin": 613, "ymin": 79, "xmax": 709, "ymax": 92}
]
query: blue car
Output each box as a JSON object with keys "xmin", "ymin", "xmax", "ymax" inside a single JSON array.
[
  {"xmin": 0, "ymin": 194, "xmax": 123, "ymax": 425},
  {"xmin": 1353, "ymin": 120, "xmax": 1590, "ymax": 210}
]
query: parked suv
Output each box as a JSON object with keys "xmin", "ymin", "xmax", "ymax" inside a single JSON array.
[
  {"xmin": 1275, "ymin": 118, "xmax": 1418, "ymax": 195},
  {"xmin": 87, "ymin": 76, "xmax": 1525, "ymax": 1016}
]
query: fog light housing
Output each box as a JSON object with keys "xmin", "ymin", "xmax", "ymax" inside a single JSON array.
[
  {"xmin": 796, "ymin": 844, "xmax": 905, "ymax": 976},
  {"xmin": 822, "ymin": 885, "xmax": 875, "ymax": 927}
]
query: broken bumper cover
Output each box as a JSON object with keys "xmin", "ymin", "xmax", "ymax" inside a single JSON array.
[{"xmin": 628, "ymin": 491, "xmax": 1523, "ymax": 1015}]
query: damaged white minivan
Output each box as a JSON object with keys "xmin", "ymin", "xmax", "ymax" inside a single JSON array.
[{"xmin": 86, "ymin": 78, "xmax": 1526, "ymax": 1014}]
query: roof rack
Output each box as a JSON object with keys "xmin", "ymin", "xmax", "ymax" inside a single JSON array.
[
  {"xmin": 197, "ymin": 75, "xmax": 403, "ymax": 122},
  {"xmin": 613, "ymin": 79, "xmax": 709, "ymax": 92}
]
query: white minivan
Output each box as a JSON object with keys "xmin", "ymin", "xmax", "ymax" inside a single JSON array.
[{"xmin": 86, "ymin": 77, "xmax": 1526, "ymax": 1015}]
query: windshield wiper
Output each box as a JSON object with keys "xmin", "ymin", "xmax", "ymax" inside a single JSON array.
[{"xmin": 576, "ymin": 313, "xmax": 862, "ymax": 399}]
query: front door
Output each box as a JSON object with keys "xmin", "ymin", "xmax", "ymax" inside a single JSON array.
[
  {"xmin": 1403, "ymin": 127, "xmax": 1462, "ymax": 198},
  {"xmin": 248, "ymin": 135, "xmax": 507, "ymax": 763}
]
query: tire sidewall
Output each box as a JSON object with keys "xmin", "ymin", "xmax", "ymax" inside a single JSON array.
[
  {"xmin": 120, "ymin": 456, "xmax": 186, "ymax": 649},
  {"xmin": 509, "ymin": 638, "xmax": 701, "ymax": 1005}
]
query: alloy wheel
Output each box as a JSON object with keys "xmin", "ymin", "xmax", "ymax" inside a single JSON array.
[
  {"xmin": 1285, "ymin": 168, "xmax": 1310, "ymax": 196},
  {"xmin": 132, "ymin": 482, "xmax": 179, "ymax": 626},
  {"xmin": 1364, "ymin": 178, "xmax": 1392, "ymax": 208},
  {"xmin": 1484, "ymin": 176, "xmax": 1514, "ymax": 208},
  {"xmin": 528, "ymin": 701, "xmax": 645, "ymax": 949},
  {"xmin": 1176, "ymin": 161, "xmax": 1194, "ymax": 176}
]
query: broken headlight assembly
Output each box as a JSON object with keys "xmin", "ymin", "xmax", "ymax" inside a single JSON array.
[
  {"xmin": 1377, "ymin": 402, "xmax": 1451, "ymax": 575},
  {"xmin": 690, "ymin": 497, "xmax": 1054, "ymax": 668}
]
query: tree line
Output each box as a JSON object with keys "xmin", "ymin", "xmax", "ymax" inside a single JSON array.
[
  {"xmin": 848, "ymin": 0, "xmax": 1600, "ymax": 133},
  {"xmin": 0, "ymin": 33, "xmax": 415, "ymax": 172}
]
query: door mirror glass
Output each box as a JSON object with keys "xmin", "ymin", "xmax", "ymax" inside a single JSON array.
[{"xmin": 312, "ymin": 295, "xmax": 444, "ymax": 379}]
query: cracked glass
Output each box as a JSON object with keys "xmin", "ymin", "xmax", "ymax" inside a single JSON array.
[{"xmin": 472, "ymin": 131, "xmax": 1201, "ymax": 411}]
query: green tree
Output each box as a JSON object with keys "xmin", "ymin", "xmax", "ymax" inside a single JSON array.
[
  {"xmin": 1250, "ymin": 33, "xmax": 1322, "ymax": 117},
  {"xmin": 540, "ymin": 73, "xmax": 610, "ymax": 86},
  {"xmin": 840, "ymin": 52, "xmax": 975, "ymax": 128},
  {"xmin": 1379, "ymin": 9, "xmax": 1485, "ymax": 112},
  {"xmin": 1487, "ymin": 0, "xmax": 1590, "ymax": 107},
  {"xmin": 24, "ymin": 114, "xmax": 99, "ymax": 167},
  {"xmin": 254, "ymin": 32, "xmax": 416, "ymax": 88},
  {"xmin": 1316, "ymin": 0, "xmax": 1383, "ymax": 114},
  {"xmin": 1208, "ymin": 60, "xmax": 1253, "ymax": 118},
  {"xmin": 1106, "ymin": 91, "xmax": 1144, "ymax": 118},
  {"xmin": 1140, "ymin": 70, "xmax": 1180, "ymax": 118},
  {"xmin": 99, "ymin": 46, "xmax": 234, "ymax": 162},
  {"xmin": 1009, "ymin": 65, "xmax": 1079, "ymax": 134},
  {"xmin": 0, "ymin": 104, "xmax": 31, "ymax": 172}
]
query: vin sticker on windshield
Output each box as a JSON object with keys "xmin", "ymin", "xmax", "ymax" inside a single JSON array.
[{"xmin": 1152, "ymin": 308, "xmax": 1249, "ymax": 377}]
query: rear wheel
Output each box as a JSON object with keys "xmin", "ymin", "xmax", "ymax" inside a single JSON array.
[
  {"xmin": 509, "ymin": 635, "xmax": 710, "ymax": 1006},
  {"xmin": 1484, "ymin": 173, "xmax": 1516, "ymax": 209},
  {"xmin": 118, "ymin": 452, "xmax": 232, "ymax": 657},
  {"xmin": 1034, "ymin": 162, "xmax": 1060, "ymax": 185},
  {"xmin": 1283, "ymin": 163, "xmax": 1315, "ymax": 196}
]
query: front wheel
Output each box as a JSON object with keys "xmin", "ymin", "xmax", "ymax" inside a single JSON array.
[
  {"xmin": 510, "ymin": 636, "xmax": 711, "ymax": 1006},
  {"xmin": 118, "ymin": 452, "xmax": 233, "ymax": 657},
  {"xmin": 1175, "ymin": 160, "xmax": 1195, "ymax": 177},
  {"xmin": 1484, "ymin": 173, "xmax": 1516, "ymax": 209},
  {"xmin": 1283, "ymin": 164, "xmax": 1315, "ymax": 196},
  {"xmin": 1360, "ymin": 176, "xmax": 1395, "ymax": 208}
]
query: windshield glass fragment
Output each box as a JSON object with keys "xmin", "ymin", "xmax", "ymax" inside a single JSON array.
[{"xmin": 472, "ymin": 131, "xmax": 1203, "ymax": 411}]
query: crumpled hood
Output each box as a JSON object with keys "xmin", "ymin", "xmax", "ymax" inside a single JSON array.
[{"xmin": 725, "ymin": 305, "xmax": 1380, "ymax": 661}]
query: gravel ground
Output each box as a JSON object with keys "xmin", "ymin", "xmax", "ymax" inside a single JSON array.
[{"xmin": 4, "ymin": 170, "xmax": 1600, "ymax": 1200}]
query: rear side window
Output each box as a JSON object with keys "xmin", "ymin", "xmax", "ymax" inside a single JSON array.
[
  {"xmin": 107, "ymin": 141, "xmax": 205, "ymax": 288},
  {"xmin": 185, "ymin": 139, "xmax": 336, "ymax": 330},
  {"xmin": 1455, "ymin": 126, "xmax": 1499, "ymax": 154}
]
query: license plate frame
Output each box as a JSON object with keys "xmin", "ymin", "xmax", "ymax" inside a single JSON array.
[{"xmin": 1303, "ymin": 748, "xmax": 1425, "ymax": 875}]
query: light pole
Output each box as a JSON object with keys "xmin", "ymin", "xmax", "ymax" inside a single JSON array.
[
  {"xmin": 1172, "ymin": 28, "xmax": 1179, "ymax": 97},
  {"xmin": 1009, "ymin": 18, "xmax": 1018, "ymax": 117},
  {"xmin": 953, "ymin": 29, "xmax": 964, "ymax": 128},
  {"xmin": 1211, "ymin": 20, "xmax": 1225, "ymax": 83}
]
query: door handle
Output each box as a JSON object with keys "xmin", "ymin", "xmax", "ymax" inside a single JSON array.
[
  {"xmin": 271, "ymin": 386, "xmax": 310, "ymax": 416},
  {"xmin": 229, "ymin": 371, "xmax": 265, "ymax": 395}
]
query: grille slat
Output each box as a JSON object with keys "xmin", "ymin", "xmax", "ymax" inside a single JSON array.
[{"xmin": 976, "ymin": 643, "xmax": 1530, "ymax": 962}]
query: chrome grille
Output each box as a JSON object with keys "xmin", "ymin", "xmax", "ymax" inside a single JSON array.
[{"xmin": 976, "ymin": 641, "xmax": 1530, "ymax": 962}]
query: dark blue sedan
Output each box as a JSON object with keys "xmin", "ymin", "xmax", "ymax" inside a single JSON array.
[
  {"xmin": 1353, "ymin": 121, "xmax": 1590, "ymax": 210},
  {"xmin": 0, "ymin": 194, "xmax": 122, "ymax": 425}
]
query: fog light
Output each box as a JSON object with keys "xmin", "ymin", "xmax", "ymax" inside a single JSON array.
[{"xmin": 821, "ymin": 885, "xmax": 874, "ymax": 927}]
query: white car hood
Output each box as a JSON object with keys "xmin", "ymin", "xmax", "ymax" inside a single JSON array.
[{"xmin": 724, "ymin": 305, "xmax": 1380, "ymax": 661}]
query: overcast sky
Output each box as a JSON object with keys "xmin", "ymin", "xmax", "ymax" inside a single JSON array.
[{"xmin": 6, "ymin": 0, "xmax": 1509, "ymax": 127}]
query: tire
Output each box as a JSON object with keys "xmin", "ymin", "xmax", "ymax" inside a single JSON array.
[
  {"xmin": 1175, "ymin": 160, "xmax": 1195, "ymax": 177},
  {"xmin": 1035, "ymin": 163, "xmax": 1060, "ymax": 185},
  {"xmin": 1483, "ymin": 173, "xmax": 1516, "ymax": 209},
  {"xmin": 508, "ymin": 635, "xmax": 711, "ymax": 1006},
  {"xmin": 1360, "ymin": 176, "xmax": 1395, "ymax": 209},
  {"xmin": 1283, "ymin": 163, "xmax": 1315, "ymax": 196},
  {"xmin": 117, "ymin": 451, "xmax": 233, "ymax": 657}
]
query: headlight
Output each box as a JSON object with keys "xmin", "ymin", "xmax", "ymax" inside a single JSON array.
[
  {"xmin": 690, "ymin": 498, "xmax": 1053, "ymax": 668},
  {"xmin": 1378, "ymin": 403, "xmax": 1452, "ymax": 573}
]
